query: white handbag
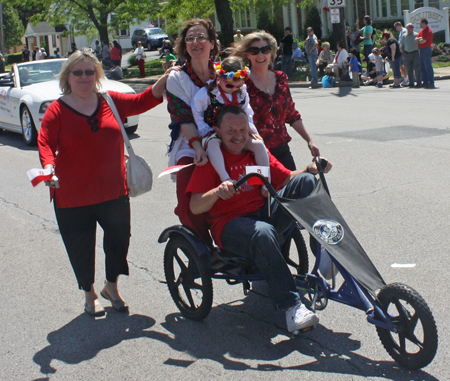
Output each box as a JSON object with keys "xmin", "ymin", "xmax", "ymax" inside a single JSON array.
[{"xmin": 102, "ymin": 92, "xmax": 153, "ymax": 197}]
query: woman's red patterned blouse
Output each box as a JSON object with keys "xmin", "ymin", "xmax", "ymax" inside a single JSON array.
[{"xmin": 246, "ymin": 71, "xmax": 301, "ymax": 149}]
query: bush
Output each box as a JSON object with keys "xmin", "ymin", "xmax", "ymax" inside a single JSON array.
[
  {"xmin": 293, "ymin": 38, "xmax": 305, "ymax": 51},
  {"xmin": 303, "ymin": 6, "xmax": 322, "ymax": 40},
  {"xmin": 5, "ymin": 53, "xmax": 22, "ymax": 65},
  {"xmin": 144, "ymin": 59, "xmax": 163, "ymax": 68},
  {"xmin": 435, "ymin": 55, "xmax": 450, "ymax": 62},
  {"xmin": 257, "ymin": 10, "xmax": 284, "ymax": 42},
  {"xmin": 127, "ymin": 54, "xmax": 137, "ymax": 66}
]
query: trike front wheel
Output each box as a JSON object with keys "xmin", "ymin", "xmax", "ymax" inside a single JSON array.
[
  {"xmin": 164, "ymin": 236, "xmax": 213, "ymax": 321},
  {"xmin": 281, "ymin": 226, "xmax": 308, "ymax": 275},
  {"xmin": 376, "ymin": 283, "xmax": 438, "ymax": 370}
]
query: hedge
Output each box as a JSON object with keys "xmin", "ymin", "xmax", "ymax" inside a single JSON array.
[{"xmin": 5, "ymin": 52, "xmax": 22, "ymax": 65}]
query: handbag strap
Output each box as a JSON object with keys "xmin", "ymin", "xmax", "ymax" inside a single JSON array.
[{"xmin": 101, "ymin": 91, "xmax": 136, "ymax": 159}]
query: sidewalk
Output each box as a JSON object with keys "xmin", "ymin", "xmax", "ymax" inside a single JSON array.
[{"xmin": 119, "ymin": 61, "xmax": 450, "ymax": 87}]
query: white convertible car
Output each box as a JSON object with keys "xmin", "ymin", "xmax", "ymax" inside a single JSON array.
[{"xmin": 0, "ymin": 59, "xmax": 139, "ymax": 146}]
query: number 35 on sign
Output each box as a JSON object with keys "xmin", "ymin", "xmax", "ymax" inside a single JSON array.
[{"xmin": 328, "ymin": 0, "xmax": 346, "ymax": 7}]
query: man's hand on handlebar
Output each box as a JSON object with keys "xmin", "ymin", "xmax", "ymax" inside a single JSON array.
[
  {"xmin": 307, "ymin": 157, "xmax": 332, "ymax": 174},
  {"xmin": 216, "ymin": 180, "xmax": 239, "ymax": 200}
]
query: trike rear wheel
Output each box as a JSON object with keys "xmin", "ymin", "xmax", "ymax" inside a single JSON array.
[
  {"xmin": 164, "ymin": 236, "xmax": 213, "ymax": 321},
  {"xmin": 281, "ymin": 226, "xmax": 308, "ymax": 275},
  {"xmin": 376, "ymin": 283, "xmax": 438, "ymax": 370}
]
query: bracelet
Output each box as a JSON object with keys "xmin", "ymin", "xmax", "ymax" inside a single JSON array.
[{"xmin": 188, "ymin": 136, "xmax": 202, "ymax": 149}]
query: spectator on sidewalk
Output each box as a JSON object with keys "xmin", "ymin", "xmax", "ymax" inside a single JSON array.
[
  {"xmin": 327, "ymin": 42, "xmax": 348, "ymax": 79},
  {"xmin": 94, "ymin": 40, "xmax": 101, "ymax": 58},
  {"xmin": 22, "ymin": 48, "xmax": 31, "ymax": 62},
  {"xmin": 416, "ymin": 18, "xmax": 435, "ymax": 89},
  {"xmin": 348, "ymin": 23, "xmax": 363, "ymax": 63},
  {"xmin": 281, "ymin": 27, "xmax": 294, "ymax": 77},
  {"xmin": 401, "ymin": 23, "xmax": 421, "ymax": 88},
  {"xmin": 316, "ymin": 42, "xmax": 333, "ymax": 77},
  {"xmin": 304, "ymin": 27, "xmax": 319, "ymax": 86},
  {"xmin": 110, "ymin": 41, "xmax": 121, "ymax": 66},
  {"xmin": 373, "ymin": 48, "xmax": 385, "ymax": 88},
  {"xmin": 349, "ymin": 48, "xmax": 360, "ymax": 88},
  {"xmin": 161, "ymin": 49, "xmax": 177, "ymax": 71},
  {"xmin": 395, "ymin": 21, "xmax": 408, "ymax": 86},
  {"xmin": 108, "ymin": 63, "xmax": 123, "ymax": 80},
  {"xmin": 36, "ymin": 48, "xmax": 42, "ymax": 61},
  {"xmin": 234, "ymin": 29, "xmax": 244, "ymax": 43},
  {"xmin": 382, "ymin": 31, "xmax": 402, "ymax": 88},
  {"xmin": 134, "ymin": 41, "xmax": 146, "ymax": 78},
  {"xmin": 357, "ymin": 15, "xmax": 374, "ymax": 63}
]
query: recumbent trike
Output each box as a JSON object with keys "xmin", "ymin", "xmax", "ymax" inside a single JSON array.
[{"xmin": 158, "ymin": 159, "xmax": 438, "ymax": 370}]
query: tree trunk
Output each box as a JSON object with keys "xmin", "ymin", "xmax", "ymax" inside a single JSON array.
[
  {"xmin": 87, "ymin": 5, "xmax": 109, "ymax": 45},
  {"xmin": 214, "ymin": 0, "xmax": 234, "ymax": 48}
]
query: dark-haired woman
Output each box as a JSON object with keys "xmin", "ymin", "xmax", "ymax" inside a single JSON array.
[
  {"xmin": 166, "ymin": 18, "xmax": 219, "ymax": 244},
  {"xmin": 234, "ymin": 31, "xmax": 320, "ymax": 171}
]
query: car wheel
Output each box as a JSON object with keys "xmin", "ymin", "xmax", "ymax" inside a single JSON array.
[
  {"xmin": 126, "ymin": 125, "xmax": 138, "ymax": 135},
  {"xmin": 21, "ymin": 106, "xmax": 38, "ymax": 146}
]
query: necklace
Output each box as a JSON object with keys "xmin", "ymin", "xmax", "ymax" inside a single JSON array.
[{"xmin": 183, "ymin": 59, "xmax": 215, "ymax": 88}]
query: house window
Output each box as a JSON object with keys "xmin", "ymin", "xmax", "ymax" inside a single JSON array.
[
  {"xmin": 414, "ymin": 0, "xmax": 424, "ymax": 9},
  {"xmin": 233, "ymin": 8, "xmax": 253, "ymax": 29},
  {"xmin": 401, "ymin": 0, "xmax": 409, "ymax": 12},
  {"xmin": 390, "ymin": 0, "xmax": 398, "ymax": 17},
  {"xmin": 119, "ymin": 28, "xmax": 129, "ymax": 36},
  {"xmin": 428, "ymin": 0, "xmax": 439, "ymax": 8}
]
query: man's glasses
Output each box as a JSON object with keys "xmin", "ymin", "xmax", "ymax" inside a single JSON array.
[
  {"xmin": 87, "ymin": 116, "xmax": 100, "ymax": 132},
  {"xmin": 247, "ymin": 45, "xmax": 271, "ymax": 55},
  {"xmin": 71, "ymin": 70, "xmax": 96, "ymax": 77},
  {"xmin": 185, "ymin": 35, "xmax": 208, "ymax": 43}
]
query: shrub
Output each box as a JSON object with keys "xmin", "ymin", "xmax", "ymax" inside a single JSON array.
[
  {"xmin": 303, "ymin": 6, "xmax": 322, "ymax": 40},
  {"xmin": 144, "ymin": 59, "xmax": 163, "ymax": 68},
  {"xmin": 5, "ymin": 53, "xmax": 22, "ymax": 65},
  {"xmin": 436, "ymin": 55, "xmax": 450, "ymax": 62},
  {"xmin": 127, "ymin": 54, "xmax": 137, "ymax": 66}
]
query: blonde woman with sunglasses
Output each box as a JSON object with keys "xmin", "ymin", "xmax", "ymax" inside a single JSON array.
[
  {"xmin": 38, "ymin": 50, "xmax": 171, "ymax": 317},
  {"xmin": 234, "ymin": 31, "xmax": 320, "ymax": 171},
  {"xmin": 191, "ymin": 56, "xmax": 269, "ymax": 189}
]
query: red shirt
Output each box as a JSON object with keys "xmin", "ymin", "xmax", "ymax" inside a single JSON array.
[
  {"xmin": 186, "ymin": 148, "xmax": 291, "ymax": 248},
  {"xmin": 246, "ymin": 71, "xmax": 301, "ymax": 149},
  {"xmin": 38, "ymin": 87, "xmax": 163, "ymax": 208},
  {"xmin": 110, "ymin": 47, "xmax": 121, "ymax": 61},
  {"xmin": 418, "ymin": 26, "xmax": 433, "ymax": 49}
]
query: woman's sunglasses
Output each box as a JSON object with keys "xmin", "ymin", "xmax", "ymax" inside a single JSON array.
[
  {"xmin": 247, "ymin": 45, "xmax": 271, "ymax": 55},
  {"xmin": 71, "ymin": 70, "xmax": 96, "ymax": 77}
]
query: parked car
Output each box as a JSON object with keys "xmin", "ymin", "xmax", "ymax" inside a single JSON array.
[
  {"xmin": 131, "ymin": 28, "xmax": 168, "ymax": 51},
  {"xmin": 0, "ymin": 59, "xmax": 139, "ymax": 146}
]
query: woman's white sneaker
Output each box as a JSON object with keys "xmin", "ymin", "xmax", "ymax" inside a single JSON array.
[{"xmin": 286, "ymin": 303, "xmax": 319, "ymax": 332}]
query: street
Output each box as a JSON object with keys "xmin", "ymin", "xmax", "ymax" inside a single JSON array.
[{"xmin": 0, "ymin": 81, "xmax": 449, "ymax": 380}]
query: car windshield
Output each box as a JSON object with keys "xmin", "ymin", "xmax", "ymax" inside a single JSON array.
[
  {"xmin": 147, "ymin": 28, "xmax": 163, "ymax": 35},
  {"xmin": 17, "ymin": 60, "xmax": 66, "ymax": 87}
]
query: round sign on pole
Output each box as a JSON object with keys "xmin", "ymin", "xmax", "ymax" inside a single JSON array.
[{"xmin": 328, "ymin": 0, "xmax": 346, "ymax": 8}]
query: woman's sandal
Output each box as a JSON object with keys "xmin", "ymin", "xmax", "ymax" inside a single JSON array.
[
  {"xmin": 100, "ymin": 287, "xmax": 129, "ymax": 312},
  {"xmin": 84, "ymin": 300, "xmax": 106, "ymax": 317}
]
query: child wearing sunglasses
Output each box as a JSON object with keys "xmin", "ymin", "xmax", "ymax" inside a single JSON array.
[{"xmin": 192, "ymin": 56, "xmax": 270, "ymax": 188}]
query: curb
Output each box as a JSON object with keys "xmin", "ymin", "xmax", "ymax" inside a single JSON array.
[{"xmin": 119, "ymin": 74, "xmax": 450, "ymax": 87}]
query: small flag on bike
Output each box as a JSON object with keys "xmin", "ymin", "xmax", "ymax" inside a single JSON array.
[
  {"xmin": 158, "ymin": 163, "xmax": 195, "ymax": 178},
  {"xmin": 245, "ymin": 166, "xmax": 270, "ymax": 185},
  {"xmin": 27, "ymin": 167, "xmax": 53, "ymax": 187}
]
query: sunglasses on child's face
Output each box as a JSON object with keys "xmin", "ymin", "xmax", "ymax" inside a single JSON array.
[
  {"xmin": 223, "ymin": 81, "xmax": 244, "ymax": 89},
  {"xmin": 247, "ymin": 45, "xmax": 271, "ymax": 55},
  {"xmin": 71, "ymin": 70, "xmax": 96, "ymax": 77}
]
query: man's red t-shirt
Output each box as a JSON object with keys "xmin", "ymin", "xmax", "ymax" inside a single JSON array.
[
  {"xmin": 418, "ymin": 26, "xmax": 433, "ymax": 49},
  {"xmin": 186, "ymin": 147, "xmax": 291, "ymax": 248}
]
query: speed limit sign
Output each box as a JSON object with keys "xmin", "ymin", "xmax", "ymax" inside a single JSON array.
[{"xmin": 328, "ymin": 0, "xmax": 346, "ymax": 7}]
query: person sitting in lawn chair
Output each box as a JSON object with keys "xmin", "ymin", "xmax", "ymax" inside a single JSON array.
[{"xmin": 187, "ymin": 105, "xmax": 332, "ymax": 332}]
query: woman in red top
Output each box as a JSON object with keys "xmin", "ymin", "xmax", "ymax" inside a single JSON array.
[
  {"xmin": 234, "ymin": 31, "xmax": 320, "ymax": 170},
  {"xmin": 38, "ymin": 50, "xmax": 168, "ymax": 317},
  {"xmin": 110, "ymin": 40, "xmax": 122, "ymax": 66}
]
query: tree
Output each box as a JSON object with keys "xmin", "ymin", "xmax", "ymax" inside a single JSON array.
[
  {"xmin": 2, "ymin": 4, "xmax": 25, "ymax": 49},
  {"xmin": 158, "ymin": 0, "xmax": 305, "ymax": 48},
  {"xmin": 303, "ymin": 6, "xmax": 322, "ymax": 40},
  {"xmin": 8, "ymin": 0, "xmax": 160, "ymax": 46}
]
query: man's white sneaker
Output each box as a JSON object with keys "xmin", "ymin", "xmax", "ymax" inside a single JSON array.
[{"xmin": 285, "ymin": 303, "xmax": 319, "ymax": 332}]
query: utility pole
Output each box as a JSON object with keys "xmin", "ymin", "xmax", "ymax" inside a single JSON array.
[
  {"xmin": 0, "ymin": 1, "xmax": 5, "ymax": 54},
  {"xmin": 328, "ymin": 0, "xmax": 348, "ymax": 51}
]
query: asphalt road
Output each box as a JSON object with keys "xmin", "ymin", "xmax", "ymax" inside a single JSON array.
[{"xmin": 1, "ymin": 82, "xmax": 449, "ymax": 380}]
